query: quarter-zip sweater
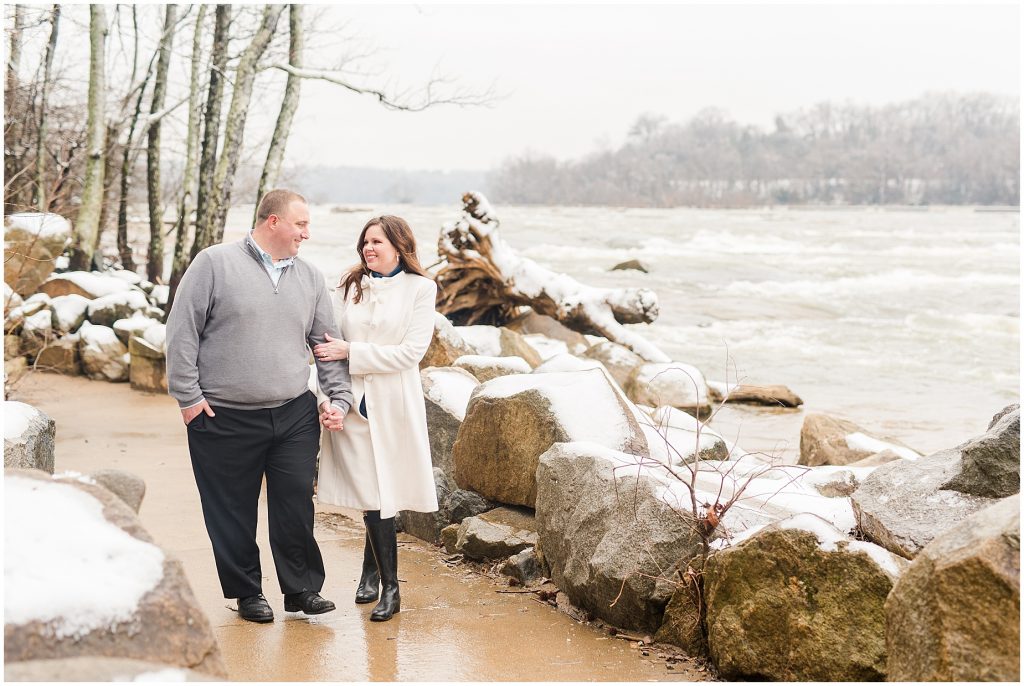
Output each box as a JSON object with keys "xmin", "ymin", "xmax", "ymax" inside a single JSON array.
[{"xmin": 166, "ymin": 239, "xmax": 353, "ymax": 412}]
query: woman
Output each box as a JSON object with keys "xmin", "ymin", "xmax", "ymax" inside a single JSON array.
[{"xmin": 312, "ymin": 215, "xmax": 439, "ymax": 622}]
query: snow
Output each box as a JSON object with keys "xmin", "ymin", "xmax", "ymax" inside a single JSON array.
[
  {"xmin": 23, "ymin": 308, "xmax": 52, "ymax": 333},
  {"xmin": 845, "ymin": 432, "xmax": 920, "ymax": 461},
  {"xmin": 109, "ymin": 269, "xmax": 143, "ymax": 285},
  {"xmin": 25, "ymin": 292, "xmax": 51, "ymax": 306},
  {"xmin": 79, "ymin": 322, "xmax": 121, "ymax": 348},
  {"xmin": 4, "ymin": 282, "xmax": 23, "ymax": 310},
  {"xmin": 522, "ymin": 334, "xmax": 569, "ymax": 362},
  {"xmin": 50, "ymin": 294, "xmax": 91, "ymax": 332},
  {"xmin": 4, "ymin": 401, "xmax": 39, "ymax": 439},
  {"xmin": 455, "ymin": 325, "xmax": 502, "ymax": 356},
  {"xmin": 634, "ymin": 362, "xmax": 710, "ymax": 406},
  {"xmin": 847, "ymin": 541, "xmax": 905, "ymax": 577},
  {"xmin": 5, "ymin": 212, "xmax": 71, "ymax": 239},
  {"xmin": 423, "ymin": 367, "xmax": 479, "ymax": 420},
  {"xmin": 4, "ymin": 476, "xmax": 165, "ymax": 638},
  {"xmin": 143, "ymin": 323, "xmax": 166, "ymax": 350},
  {"xmin": 53, "ymin": 470, "xmax": 98, "ymax": 485},
  {"xmin": 149, "ymin": 284, "xmax": 169, "ymax": 307},
  {"xmin": 477, "ymin": 369, "xmax": 634, "ymax": 449},
  {"xmin": 113, "ymin": 312, "xmax": 160, "ymax": 341},
  {"xmin": 433, "ymin": 312, "xmax": 467, "ymax": 349},
  {"xmin": 88, "ymin": 289, "xmax": 150, "ymax": 314},
  {"xmin": 776, "ymin": 513, "xmax": 848, "ymax": 551},
  {"xmin": 129, "ymin": 668, "xmax": 189, "ymax": 682},
  {"xmin": 466, "ymin": 190, "xmax": 498, "ymax": 223},
  {"xmin": 638, "ymin": 405, "xmax": 726, "ymax": 465},
  {"xmin": 45, "ymin": 271, "xmax": 135, "ymax": 298},
  {"xmin": 533, "ymin": 353, "xmax": 605, "ymax": 374},
  {"xmin": 455, "ymin": 354, "xmax": 532, "ymax": 374}
]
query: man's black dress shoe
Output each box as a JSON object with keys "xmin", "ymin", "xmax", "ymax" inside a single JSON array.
[
  {"xmin": 237, "ymin": 594, "xmax": 274, "ymax": 623},
  {"xmin": 284, "ymin": 590, "xmax": 336, "ymax": 615}
]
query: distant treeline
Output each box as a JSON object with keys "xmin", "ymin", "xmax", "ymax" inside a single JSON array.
[
  {"xmin": 281, "ymin": 166, "xmax": 487, "ymax": 205},
  {"xmin": 488, "ymin": 93, "xmax": 1020, "ymax": 207}
]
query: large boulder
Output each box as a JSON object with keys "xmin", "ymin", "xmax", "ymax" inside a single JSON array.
[
  {"xmin": 712, "ymin": 382, "xmax": 803, "ymax": 408},
  {"xmin": 113, "ymin": 311, "xmax": 161, "ymax": 345},
  {"xmin": 49, "ymin": 294, "xmax": 91, "ymax": 334},
  {"xmin": 885, "ymin": 497, "xmax": 1019, "ymax": 682},
  {"xmin": 3, "ymin": 470, "xmax": 226, "ymax": 677},
  {"xmin": 421, "ymin": 313, "xmax": 473, "ymax": 369},
  {"xmin": 942, "ymin": 404, "xmax": 1019, "ymax": 498},
  {"xmin": 397, "ymin": 468, "xmax": 495, "ymax": 545},
  {"xmin": 4, "ymin": 282, "xmax": 24, "ymax": 315},
  {"xmin": 638, "ymin": 405, "xmax": 729, "ymax": 464},
  {"xmin": 421, "ymin": 366, "xmax": 479, "ymax": 475},
  {"xmin": 851, "ymin": 413, "xmax": 1016, "ymax": 559},
  {"xmin": 89, "ymin": 469, "xmax": 147, "ymax": 514},
  {"xmin": 19, "ymin": 308, "xmax": 53, "ymax": 359},
  {"xmin": 453, "ymin": 354, "xmax": 531, "ymax": 382},
  {"xmin": 625, "ymin": 362, "xmax": 711, "ymax": 417},
  {"xmin": 86, "ymin": 290, "xmax": 150, "ymax": 328},
  {"xmin": 536, "ymin": 442, "xmax": 772, "ymax": 634},
  {"xmin": 581, "ymin": 340, "xmax": 644, "ymax": 390},
  {"xmin": 34, "ymin": 332, "xmax": 81, "ymax": 376},
  {"xmin": 3, "ymin": 402, "xmax": 56, "ymax": 473},
  {"xmin": 40, "ymin": 271, "xmax": 136, "ymax": 300},
  {"xmin": 704, "ymin": 514, "xmax": 907, "ymax": 681},
  {"xmin": 79, "ymin": 323, "xmax": 129, "ymax": 382},
  {"xmin": 4, "ymin": 334, "xmax": 20, "ymax": 360},
  {"xmin": 799, "ymin": 413, "xmax": 919, "ymax": 466},
  {"xmin": 4, "ymin": 656, "xmax": 219, "ymax": 682},
  {"xmin": 504, "ymin": 309, "xmax": 590, "ymax": 354},
  {"xmin": 532, "ymin": 352, "xmax": 605, "ymax": 374},
  {"xmin": 128, "ymin": 336, "xmax": 167, "ymax": 394},
  {"xmin": 443, "ymin": 506, "xmax": 538, "ymax": 561},
  {"xmin": 453, "ymin": 369, "xmax": 647, "ymax": 507},
  {"xmin": 4, "ymin": 213, "xmax": 70, "ymax": 297}
]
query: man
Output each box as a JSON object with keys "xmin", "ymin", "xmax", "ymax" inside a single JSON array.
[{"xmin": 166, "ymin": 189, "xmax": 352, "ymax": 623}]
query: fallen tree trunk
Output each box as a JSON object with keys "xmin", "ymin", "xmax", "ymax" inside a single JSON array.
[{"xmin": 435, "ymin": 192, "xmax": 669, "ymax": 362}]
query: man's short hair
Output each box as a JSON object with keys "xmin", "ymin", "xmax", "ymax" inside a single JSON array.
[{"xmin": 256, "ymin": 189, "xmax": 307, "ymax": 223}]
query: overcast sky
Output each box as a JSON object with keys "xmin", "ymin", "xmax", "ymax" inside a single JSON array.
[{"xmin": 281, "ymin": 2, "xmax": 1021, "ymax": 171}]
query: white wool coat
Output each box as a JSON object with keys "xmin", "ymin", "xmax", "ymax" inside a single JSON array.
[{"xmin": 314, "ymin": 271, "xmax": 439, "ymax": 518}]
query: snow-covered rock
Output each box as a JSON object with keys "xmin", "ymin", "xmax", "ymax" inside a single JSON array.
[
  {"xmin": 532, "ymin": 352, "xmax": 605, "ymax": 374},
  {"xmin": 454, "ymin": 354, "xmax": 532, "ymax": 382},
  {"xmin": 49, "ymin": 294, "xmax": 91, "ymax": 334},
  {"xmin": 452, "ymin": 369, "xmax": 647, "ymax": 507},
  {"xmin": 581, "ymin": 340, "xmax": 644, "ymax": 390},
  {"xmin": 40, "ymin": 271, "xmax": 137, "ymax": 300},
  {"xmin": 79, "ymin": 323, "xmax": 129, "ymax": 382},
  {"xmin": 112, "ymin": 312, "xmax": 161, "ymax": 346},
  {"xmin": 4, "ymin": 212, "xmax": 71, "ymax": 297},
  {"xmin": 422, "ymin": 313, "xmax": 473, "ymax": 368},
  {"xmin": 638, "ymin": 405, "xmax": 729, "ymax": 464},
  {"xmin": 34, "ymin": 331, "xmax": 82, "ymax": 376},
  {"xmin": 3, "ymin": 401, "xmax": 56, "ymax": 473},
  {"xmin": 504, "ymin": 309, "xmax": 590, "ymax": 355},
  {"xmin": 454, "ymin": 325, "xmax": 543, "ymax": 367},
  {"xmin": 4, "ymin": 282, "xmax": 23, "ymax": 314},
  {"xmin": 87, "ymin": 290, "xmax": 150, "ymax": 328},
  {"xmin": 148, "ymin": 284, "xmax": 169, "ymax": 307},
  {"xmin": 421, "ymin": 366, "xmax": 480, "ymax": 477},
  {"xmin": 520, "ymin": 334, "xmax": 569, "ymax": 362},
  {"xmin": 19, "ymin": 308, "xmax": 53, "ymax": 358},
  {"xmin": 799, "ymin": 413, "xmax": 919, "ymax": 466},
  {"xmin": 625, "ymin": 361, "xmax": 712, "ymax": 416}
]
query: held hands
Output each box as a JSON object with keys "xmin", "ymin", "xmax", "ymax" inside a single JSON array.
[
  {"xmin": 181, "ymin": 400, "xmax": 215, "ymax": 425},
  {"xmin": 313, "ymin": 333, "xmax": 350, "ymax": 362},
  {"xmin": 319, "ymin": 401, "xmax": 345, "ymax": 432}
]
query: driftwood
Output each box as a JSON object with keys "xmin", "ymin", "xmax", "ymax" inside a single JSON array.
[{"xmin": 435, "ymin": 192, "xmax": 669, "ymax": 362}]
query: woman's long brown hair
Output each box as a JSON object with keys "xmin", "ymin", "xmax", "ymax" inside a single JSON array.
[{"xmin": 338, "ymin": 215, "xmax": 431, "ymax": 304}]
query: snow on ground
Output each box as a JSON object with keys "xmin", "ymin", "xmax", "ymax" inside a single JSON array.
[
  {"xmin": 424, "ymin": 367, "xmax": 479, "ymax": 420},
  {"xmin": 455, "ymin": 325, "xmax": 502, "ymax": 356},
  {"xmin": 4, "ymin": 476, "xmax": 165, "ymax": 638},
  {"xmin": 46, "ymin": 271, "xmax": 136, "ymax": 298},
  {"xmin": 478, "ymin": 370, "xmax": 635, "ymax": 449},
  {"xmin": 845, "ymin": 432, "xmax": 920, "ymax": 460},
  {"xmin": 5, "ymin": 212, "xmax": 71, "ymax": 239},
  {"xmin": 4, "ymin": 401, "xmax": 39, "ymax": 440}
]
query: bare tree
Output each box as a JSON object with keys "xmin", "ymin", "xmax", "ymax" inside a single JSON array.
[
  {"xmin": 4, "ymin": 4, "xmax": 26, "ymax": 212},
  {"xmin": 145, "ymin": 4, "xmax": 176, "ymax": 282},
  {"xmin": 33, "ymin": 5, "xmax": 59, "ymax": 212},
  {"xmin": 69, "ymin": 4, "xmax": 108, "ymax": 271}
]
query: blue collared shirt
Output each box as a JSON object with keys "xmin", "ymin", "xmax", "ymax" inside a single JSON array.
[{"xmin": 247, "ymin": 231, "xmax": 294, "ymax": 286}]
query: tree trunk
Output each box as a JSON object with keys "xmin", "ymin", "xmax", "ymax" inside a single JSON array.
[
  {"xmin": 34, "ymin": 5, "xmax": 60, "ymax": 212},
  {"xmin": 190, "ymin": 4, "xmax": 231, "ymax": 261},
  {"xmin": 4, "ymin": 5, "xmax": 25, "ymax": 213},
  {"xmin": 205, "ymin": 3, "xmax": 285, "ymax": 245},
  {"xmin": 254, "ymin": 3, "xmax": 303, "ymax": 219},
  {"xmin": 70, "ymin": 5, "xmax": 108, "ymax": 271},
  {"xmin": 167, "ymin": 4, "xmax": 208, "ymax": 312},
  {"xmin": 116, "ymin": 73, "xmax": 157, "ymax": 273},
  {"xmin": 436, "ymin": 192, "xmax": 669, "ymax": 362},
  {"xmin": 145, "ymin": 4, "xmax": 177, "ymax": 282}
]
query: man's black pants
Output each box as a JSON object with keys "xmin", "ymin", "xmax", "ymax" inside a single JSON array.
[{"xmin": 186, "ymin": 391, "xmax": 325, "ymax": 599}]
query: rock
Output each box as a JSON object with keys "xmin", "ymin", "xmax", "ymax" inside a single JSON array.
[
  {"xmin": 421, "ymin": 366, "xmax": 479, "ymax": 475},
  {"xmin": 4, "ymin": 356, "xmax": 29, "ymax": 391},
  {"xmin": 128, "ymin": 336, "xmax": 167, "ymax": 394},
  {"xmin": 89, "ymin": 469, "xmax": 147, "ymax": 514},
  {"xmin": 498, "ymin": 547, "xmax": 544, "ymax": 585},
  {"xmin": 846, "ymin": 449, "xmax": 903, "ymax": 467},
  {"xmin": 988, "ymin": 402, "xmax": 1019, "ymax": 429},
  {"xmin": 3, "ymin": 402, "xmax": 56, "ymax": 473},
  {"xmin": 5, "ymin": 334, "xmax": 21, "ymax": 360},
  {"xmin": 39, "ymin": 271, "xmax": 136, "ymax": 300},
  {"xmin": 3, "ymin": 470, "xmax": 226, "ymax": 677},
  {"xmin": 86, "ymin": 290, "xmax": 150, "ymax": 328},
  {"xmin": 532, "ymin": 352, "xmax": 605, "ymax": 374},
  {"xmin": 610, "ymin": 259, "xmax": 649, "ymax": 273},
  {"xmin": 113, "ymin": 312, "xmax": 161, "ymax": 345},
  {"xmin": 625, "ymin": 362, "xmax": 712, "ymax": 417},
  {"xmin": 454, "ymin": 354, "xmax": 532, "ymax": 382},
  {"xmin": 4, "ymin": 213, "xmax": 70, "ymax": 297},
  {"xmin": 851, "ymin": 447, "xmax": 1000, "ymax": 559},
  {"xmin": 79, "ymin": 323, "xmax": 129, "ymax": 382},
  {"xmin": 19, "ymin": 309, "xmax": 53, "ymax": 359},
  {"xmin": 799, "ymin": 413, "xmax": 919, "ymax": 466},
  {"xmin": 716, "ymin": 383, "xmax": 803, "ymax": 408},
  {"xmin": 499, "ymin": 327, "xmax": 543, "ymax": 368},
  {"xmin": 654, "ymin": 569, "xmax": 706, "ymax": 656},
  {"xmin": 4, "ymin": 656, "xmax": 220, "ymax": 682},
  {"xmin": 34, "ymin": 333, "xmax": 81, "ymax": 376},
  {"xmin": 149, "ymin": 284, "xmax": 170, "ymax": 307},
  {"xmin": 454, "ymin": 324, "xmax": 544, "ymax": 368},
  {"xmin": 440, "ymin": 523, "xmax": 460, "ymax": 552},
  {"xmin": 639, "ymin": 405, "xmax": 729, "ymax": 464},
  {"xmin": 705, "ymin": 514, "xmax": 907, "ymax": 681},
  {"xmin": 581, "ymin": 340, "xmax": 644, "ymax": 390},
  {"xmin": 48, "ymin": 294, "xmax": 91, "ymax": 334},
  {"xmin": 399, "ymin": 468, "xmax": 496, "ymax": 545},
  {"xmin": 504, "ymin": 309, "xmax": 590, "ymax": 354},
  {"xmin": 519, "ymin": 334, "xmax": 569, "ymax": 362},
  {"xmin": 942, "ymin": 405, "xmax": 1019, "ymax": 498},
  {"xmin": 885, "ymin": 496, "xmax": 1019, "ymax": 681},
  {"xmin": 4, "ymin": 282, "xmax": 24, "ymax": 315},
  {"xmin": 535, "ymin": 442, "xmax": 767, "ymax": 634},
  {"xmin": 3, "ymin": 298, "xmax": 46, "ymax": 336},
  {"xmin": 447, "ymin": 507, "xmax": 538, "ymax": 561},
  {"xmin": 452, "ymin": 369, "xmax": 647, "ymax": 507},
  {"xmin": 803, "ymin": 467, "xmax": 863, "ymax": 497},
  {"xmin": 421, "ymin": 313, "xmax": 474, "ymax": 369}
]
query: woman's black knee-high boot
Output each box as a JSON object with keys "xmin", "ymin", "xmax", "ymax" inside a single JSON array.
[
  {"xmin": 355, "ymin": 518, "xmax": 380, "ymax": 604},
  {"xmin": 364, "ymin": 512, "xmax": 400, "ymax": 621}
]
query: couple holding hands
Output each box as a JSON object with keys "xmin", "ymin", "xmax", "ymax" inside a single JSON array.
[{"xmin": 166, "ymin": 189, "xmax": 437, "ymax": 624}]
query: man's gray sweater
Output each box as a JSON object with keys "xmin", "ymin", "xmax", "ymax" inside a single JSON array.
[{"xmin": 166, "ymin": 239, "xmax": 353, "ymax": 413}]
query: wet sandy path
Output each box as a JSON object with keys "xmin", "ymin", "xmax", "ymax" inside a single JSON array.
[{"xmin": 13, "ymin": 373, "xmax": 711, "ymax": 681}]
